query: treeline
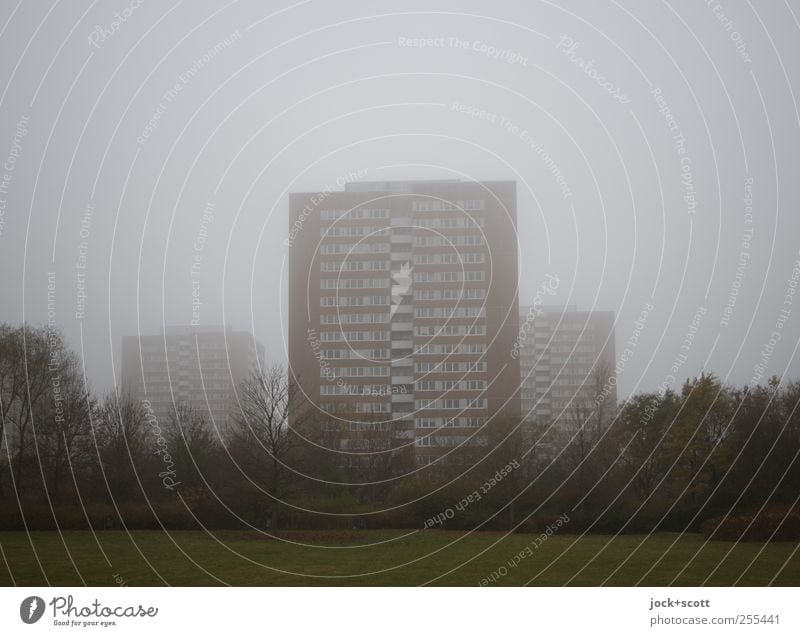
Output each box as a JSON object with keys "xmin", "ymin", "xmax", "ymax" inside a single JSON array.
[{"xmin": 1, "ymin": 323, "xmax": 798, "ymax": 539}]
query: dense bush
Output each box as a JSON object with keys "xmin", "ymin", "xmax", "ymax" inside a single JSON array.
[
  {"xmin": 1, "ymin": 323, "xmax": 799, "ymax": 536},
  {"xmin": 702, "ymin": 505, "xmax": 800, "ymax": 542}
]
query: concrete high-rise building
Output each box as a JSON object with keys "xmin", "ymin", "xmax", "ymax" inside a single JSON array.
[
  {"xmin": 121, "ymin": 326, "xmax": 264, "ymax": 430},
  {"xmin": 518, "ymin": 306, "xmax": 616, "ymax": 432},
  {"xmin": 288, "ymin": 180, "xmax": 520, "ymax": 464}
]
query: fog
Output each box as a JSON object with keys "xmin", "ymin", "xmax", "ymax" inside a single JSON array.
[{"xmin": 0, "ymin": 0, "xmax": 798, "ymax": 400}]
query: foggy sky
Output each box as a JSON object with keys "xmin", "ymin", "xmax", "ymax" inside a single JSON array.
[{"xmin": 1, "ymin": 0, "xmax": 799, "ymax": 401}]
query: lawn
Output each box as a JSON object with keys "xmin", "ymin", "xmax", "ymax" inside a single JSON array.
[{"xmin": 0, "ymin": 530, "xmax": 797, "ymax": 586}]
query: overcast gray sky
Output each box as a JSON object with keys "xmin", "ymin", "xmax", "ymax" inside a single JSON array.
[{"xmin": 0, "ymin": 0, "xmax": 799, "ymax": 400}]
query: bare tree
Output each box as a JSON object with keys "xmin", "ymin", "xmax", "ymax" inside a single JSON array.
[
  {"xmin": 1, "ymin": 325, "xmax": 65, "ymax": 497},
  {"xmin": 164, "ymin": 403, "xmax": 219, "ymax": 499},
  {"xmin": 229, "ymin": 364, "xmax": 311, "ymax": 510},
  {"xmin": 92, "ymin": 392, "xmax": 150, "ymax": 501},
  {"xmin": 483, "ymin": 414, "xmax": 527, "ymax": 528},
  {"xmin": 0, "ymin": 323, "xmax": 26, "ymax": 496},
  {"xmin": 33, "ymin": 354, "xmax": 94, "ymax": 502},
  {"xmin": 343, "ymin": 418, "xmax": 414, "ymax": 504}
]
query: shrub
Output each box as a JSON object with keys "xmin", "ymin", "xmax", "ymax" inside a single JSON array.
[{"xmin": 702, "ymin": 504, "xmax": 800, "ymax": 541}]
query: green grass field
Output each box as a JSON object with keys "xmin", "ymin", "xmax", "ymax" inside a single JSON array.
[{"xmin": 0, "ymin": 530, "xmax": 797, "ymax": 586}]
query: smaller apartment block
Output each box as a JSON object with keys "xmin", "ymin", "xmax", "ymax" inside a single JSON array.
[
  {"xmin": 518, "ymin": 306, "xmax": 616, "ymax": 432},
  {"xmin": 121, "ymin": 325, "xmax": 263, "ymax": 430}
]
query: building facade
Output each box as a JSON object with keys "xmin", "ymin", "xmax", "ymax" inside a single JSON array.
[
  {"xmin": 120, "ymin": 326, "xmax": 264, "ymax": 430},
  {"xmin": 288, "ymin": 180, "xmax": 520, "ymax": 464},
  {"xmin": 518, "ymin": 306, "xmax": 616, "ymax": 432}
]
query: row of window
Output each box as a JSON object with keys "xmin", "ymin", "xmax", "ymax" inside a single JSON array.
[
  {"xmin": 320, "ymin": 312, "xmax": 388, "ymax": 324},
  {"xmin": 321, "ymin": 243, "xmax": 388, "ymax": 254},
  {"xmin": 320, "ymin": 278, "xmax": 389, "ymax": 289},
  {"xmin": 549, "ymin": 389, "xmax": 593, "ymax": 398},
  {"xmin": 415, "ymin": 217, "xmax": 484, "ymax": 229},
  {"xmin": 415, "ymin": 416, "xmax": 486, "ymax": 429},
  {"xmin": 320, "ymin": 348, "xmax": 390, "ymax": 360},
  {"xmin": 549, "ymin": 333, "xmax": 597, "ymax": 342},
  {"xmin": 415, "ymin": 324, "xmax": 485, "ymax": 336},
  {"xmin": 412, "ymin": 199, "xmax": 485, "ymax": 212},
  {"xmin": 321, "ymin": 401, "xmax": 390, "ymax": 413},
  {"xmin": 415, "ymin": 435, "xmax": 487, "ymax": 447},
  {"xmin": 414, "ymin": 271, "xmax": 485, "ymax": 282},
  {"xmin": 547, "ymin": 345, "xmax": 599, "ymax": 354},
  {"xmin": 416, "ymin": 379, "xmax": 486, "ymax": 391},
  {"xmin": 531, "ymin": 322, "xmax": 597, "ymax": 331},
  {"xmin": 415, "ymin": 343, "xmax": 486, "ymax": 355},
  {"xmin": 522, "ymin": 355, "xmax": 599, "ymax": 366},
  {"xmin": 320, "ymin": 384, "xmax": 394, "ymax": 396},
  {"xmin": 320, "ymin": 208, "xmax": 391, "ymax": 220},
  {"xmin": 413, "ymin": 252, "xmax": 485, "ymax": 265},
  {"xmin": 415, "ymin": 398, "xmax": 486, "ymax": 410},
  {"xmin": 321, "ymin": 366, "xmax": 390, "ymax": 378},
  {"xmin": 551, "ymin": 355, "xmax": 600, "ymax": 364},
  {"xmin": 140, "ymin": 395, "xmax": 230, "ymax": 403},
  {"xmin": 320, "ymin": 295, "xmax": 389, "ymax": 307},
  {"xmin": 415, "ymin": 307, "xmax": 485, "ymax": 318},
  {"xmin": 415, "ymin": 361, "xmax": 486, "ymax": 373},
  {"xmin": 552, "ymin": 367, "xmax": 594, "ymax": 377},
  {"xmin": 319, "ymin": 330, "xmax": 389, "ymax": 342},
  {"xmin": 321, "ymin": 226, "xmax": 389, "ymax": 238},
  {"xmin": 414, "ymin": 288, "xmax": 485, "ymax": 300},
  {"xmin": 413, "ymin": 235, "xmax": 484, "ymax": 247},
  {"xmin": 321, "ymin": 260, "xmax": 389, "ymax": 272},
  {"xmin": 140, "ymin": 373, "xmax": 231, "ymax": 383}
]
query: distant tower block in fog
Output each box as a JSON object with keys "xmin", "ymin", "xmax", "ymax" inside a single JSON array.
[
  {"xmin": 518, "ymin": 306, "xmax": 616, "ymax": 430},
  {"xmin": 288, "ymin": 180, "xmax": 520, "ymax": 465},
  {"xmin": 121, "ymin": 326, "xmax": 264, "ymax": 429}
]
